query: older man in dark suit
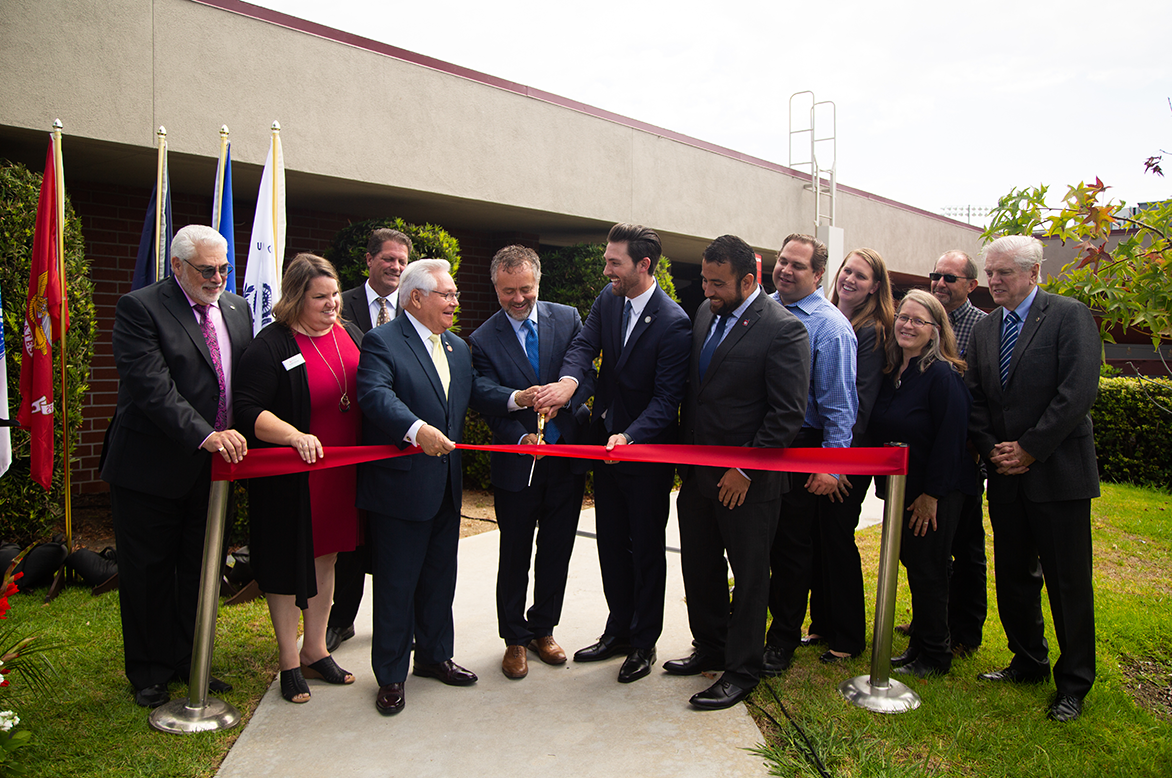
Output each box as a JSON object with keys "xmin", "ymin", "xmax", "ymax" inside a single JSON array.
[
  {"xmin": 468, "ymin": 245, "xmax": 595, "ymax": 680},
  {"xmin": 330, "ymin": 228, "xmax": 413, "ymax": 652},
  {"xmin": 356, "ymin": 259, "xmax": 536, "ymax": 716},
  {"xmin": 102, "ymin": 224, "xmax": 251, "ymax": 708},
  {"xmin": 534, "ymin": 223, "xmax": 691, "ymax": 684},
  {"xmin": 667, "ymin": 235, "xmax": 809, "ymax": 710},
  {"xmin": 966, "ymin": 235, "xmax": 1100, "ymax": 723}
]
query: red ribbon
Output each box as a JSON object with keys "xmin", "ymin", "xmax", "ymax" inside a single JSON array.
[{"xmin": 212, "ymin": 443, "xmax": 907, "ymax": 481}]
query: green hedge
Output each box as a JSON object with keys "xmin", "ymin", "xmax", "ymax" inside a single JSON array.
[
  {"xmin": 0, "ymin": 159, "xmax": 97, "ymax": 543},
  {"xmin": 1093, "ymin": 376, "xmax": 1172, "ymax": 490}
]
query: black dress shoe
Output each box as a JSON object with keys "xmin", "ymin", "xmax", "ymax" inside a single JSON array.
[
  {"xmin": 375, "ymin": 682, "xmax": 405, "ymax": 715},
  {"xmin": 893, "ymin": 657, "xmax": 948, "ymax": 679},
  {"xmin": 412, "ymin": 659, "xmax": 478, "ymax": 686},
  {"xmin": 762, "ymin": 645, "xmax": 793, "ymax": 676},
  {"xmin": 799, "ymin": 635, "xmax": 827, "ymax": 647},
  {"xmin": 978, "ymin": 665, "xmax": 1050, "ymax": 684},
  {"xmin": 175, "ymin": 674, "xmax": 233, "ymax": 694},
  {"xmin": 819, "ymin": 649, "xmax": 861, "ymax": 664},
  {"xmin": 663, "ymin": 650, "xmax": 722, "ymax": 676},
  {"xmin": 690, "ymin": 677, "xmax": 754, "ymax": 710},
  {"xmin": 134, "ymin": 683, "xmax": 170, "ymax": 709},
  {"xmin": 1047, "ymin": 693, "xmax": 1083, "ymax": 722},
  {"xmin": 573, "ymin": 635, "xmax": 632, "ymax": 663},
  {"xmin": 890, "ymin": 647, "xmax": 920, "ymax": 668},
  {"xmin": 326, "ymin": 623, "xmax": 356, "ymax": 654},
  {"xmin": 617, "ymin": 648, "xmax": 656, "ymax": 683}
]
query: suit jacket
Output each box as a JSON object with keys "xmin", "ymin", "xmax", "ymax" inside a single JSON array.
[
  {"xmin": 966, "ymin": 288, "xmax": 1100, "ymax": 503},
  {"xmin": 101, "ymin": 276, "xmax": 252, "ymax": 498},
  {"xmin": 468, "ymin": 302, "xmax": 595, "ymax": 492},
  {"xmin": 680, "ymin": 292, "xmax": 810, "ymax": 502},
  {"xmin": 355, "ymin": 313, "xmax": 513, "ymax": 520},
  {"xmin": 341, "ymin": 285, "xmax": 373, "ymax": 332},
  {"xmin": 559, "ymin": 284, "xmax": 691, "ymax": 447}
]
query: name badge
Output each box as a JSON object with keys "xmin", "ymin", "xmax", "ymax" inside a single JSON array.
[{"xmin": 282, "ymin": 353, "xmax": 306, "ymax": 371}]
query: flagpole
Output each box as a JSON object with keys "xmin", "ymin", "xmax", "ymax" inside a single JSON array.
[
  {"xmin": 52, "ymin": 119, "xmax": 72, "ymax": 554},
  {"xmin": 270, "ymin": 121, "xmax": 281, "ymax": 285},
  {"xmin": 154, "ymin": 126, "xmax": 167, "ymax": 283},
  {"xmin": 212, "ymin": 126, "xmax": 228, "ymax": 233}
]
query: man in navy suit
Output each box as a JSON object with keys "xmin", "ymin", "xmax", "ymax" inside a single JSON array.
[
  {"xmin": 102, "ymin": 224, "xmax": 251, "ymax": 708},
  {"xmin": 356, "ymin": 259, "xmax": 537, "ymax": 716},
  {"xmin": 468, "ymin": 245, "xmax": 595, "ymax": 680},
  {"xmin": 330, "ymin": 228, "xmax": 413, "ymax": 653},
  {"xmin": 535, "ymin": 223, "xmax": 691, "ymax": 684}
]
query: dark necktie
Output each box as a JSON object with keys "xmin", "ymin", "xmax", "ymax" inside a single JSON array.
[
  {"xmin": 1000, "ymin": 310, "xmax": 1021, "ymax": 388},
  {"xmin": 621, "ymin": 300, "xmax": 633, "ymax": 346},
  {"xmin": 698, "ymin": 314, "xmax": 730, "ymax": 381},
  {"xmin": 522, "ymin": 319, "xmax": 559, "ymax": 444},
  {"xmin": 376, "ymin": 297, "xmax": 389, "ymax": 326},
  {"xmin": 194, "ymin": 304, "xmax": 228, "ymax": 430}
]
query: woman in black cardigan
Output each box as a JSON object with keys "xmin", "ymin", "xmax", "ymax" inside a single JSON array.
[
  {"xmin": 868, "ymin": 289, "xmax": 978, "ymax": 678},
  {"xmin": 235, "ymin": 254, "xmax": 364, "ymax": 703}
]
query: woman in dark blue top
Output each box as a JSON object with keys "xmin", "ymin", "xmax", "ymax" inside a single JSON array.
[{"xmin": 868, "ymin": 289, "xmax": 978, "ymax": 677}]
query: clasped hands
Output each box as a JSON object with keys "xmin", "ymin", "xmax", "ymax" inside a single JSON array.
[{"xmin": 989, "ymin": 440, "xmax": 1034, "ymax": 475}]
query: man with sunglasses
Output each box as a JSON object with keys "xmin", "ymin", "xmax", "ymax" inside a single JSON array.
[
  {"xmin": 930, "ymin": 251, "xmax": 986, "ymax": 357},
  {"xmin": 102, "ymin": 224, "xmax": 252, "ymax": 708}
]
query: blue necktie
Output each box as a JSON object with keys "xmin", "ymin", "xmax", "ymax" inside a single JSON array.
[
  {"xmin": 698, "ymin": 314, "xmax": 730, "ymax": 381},
  {"xmin": 522, "ymin": 319, "xmax": 540, "ymax": 378},
  {"xmin": 522, "ymin": 319, "xmax": 559, "ymax": 444},
  {"xmin": 1000, "ymin": 310, "xmax": 1020, "ymax": 388},
  {"xmin": 621, "ymin": 300, "xmax": 633, "ymax": 346}
]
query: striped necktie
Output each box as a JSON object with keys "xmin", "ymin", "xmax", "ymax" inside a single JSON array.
[{"xmin": 999, "ymin": 310, "xmax": 1021, "ymax": 388}]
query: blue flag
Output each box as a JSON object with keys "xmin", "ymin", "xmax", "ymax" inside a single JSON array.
[
  {"xmin": 131, "ymin": 158, "xmax": 173, "ymax": 291},
  {"xmin": 213, "ymin": 142, "xmax": 236, "ymax": 293}
]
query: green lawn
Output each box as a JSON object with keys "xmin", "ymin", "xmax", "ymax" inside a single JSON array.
[
  {"xmin": 751, "ymin": 483, "xmax": 1172, "ymax": 777},
  {"xmin": 2, "ymin": 483, "xmax": 1169, "ymax": 776}
]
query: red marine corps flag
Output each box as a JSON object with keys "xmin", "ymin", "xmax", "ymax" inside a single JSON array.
[{"xmin": 17, "ymin": 139, "xmax": 69, "ymax": 490}]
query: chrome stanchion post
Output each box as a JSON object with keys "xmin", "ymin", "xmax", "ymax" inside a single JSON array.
[
  {"xmin": 150, "ymin": 479, "xmax": 242, "ymax": 733},
  {"xmin": 839, "ymin": 444, "xmax": 921, "ymax": 713}
]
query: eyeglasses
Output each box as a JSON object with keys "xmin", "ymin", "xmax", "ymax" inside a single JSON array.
[
  {"xmin": 929, "ymin": 272, "xmax": 971, "ymax": 283},
  {"xmin": 428, "ymin": 290, "xmax": 461, "ymax": 304},
  {"xmin": 896, "ymin": 314, "xmax": 935, "ymax": 329},
  {"xmin": 182, "ymin": 257, "xmax": 230, "ymax": 279}
]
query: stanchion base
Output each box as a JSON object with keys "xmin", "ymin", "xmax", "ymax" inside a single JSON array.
[
  {"xmin": 838, "ymin": 675, "xmax": 921, "ymax": 714},
  {"xmin": 149, "ymin": 697, "xmax": 242, "ymax": 734}
]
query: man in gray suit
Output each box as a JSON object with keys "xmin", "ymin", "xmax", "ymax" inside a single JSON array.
[
  {"xmin": 330, "ymin": 228, "xmax": 414, "ymax": 652},
  {"xmin": 666, "ymin": 235, "xmax": 809, "ymax": 710},
  {"xmin": 966, "ymin": 235, "xmax": 1100, "ymax": 723}
]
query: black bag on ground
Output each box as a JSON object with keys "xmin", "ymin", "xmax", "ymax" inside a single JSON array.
[
  {"xmin": 12, "ymin": 540, "xmax": 68, "ymax": 591},
  {"xmin": 64, "ymin": 547, "xmax": 118, "ymax": 589}
]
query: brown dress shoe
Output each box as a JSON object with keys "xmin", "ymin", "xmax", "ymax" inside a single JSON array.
[
  {"xmin": 502, "ymin": 645, "xmax": 528, "ymax": 679},
  {"xmin": 376, "ymin": 683, "xmax": 405, "ymax": 715},
  {"xmin": 528, "ymin": 636, "xmax": 567, "ymax": 665}
]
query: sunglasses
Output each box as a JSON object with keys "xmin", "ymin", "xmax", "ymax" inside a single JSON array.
[
  {"xmin": 182, "ymin": 257, "xmax": 231, "ymax": 279},
  {"xmin": 929, "ymin": 272, "xmax": 971, "ymax": 283}
]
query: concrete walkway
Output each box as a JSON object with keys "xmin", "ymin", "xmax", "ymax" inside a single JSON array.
[{"xmin": 216, "ymin": 489, "xmax": 886, "ymax": 778}]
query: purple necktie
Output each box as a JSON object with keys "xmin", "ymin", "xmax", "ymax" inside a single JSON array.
[{"xmin": 195, "ymin": 304, "xmax": 228, "ymax": 431}]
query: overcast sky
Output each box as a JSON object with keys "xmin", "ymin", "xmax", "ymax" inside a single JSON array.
[{"xmin": 254, "ymin": 0, "xmax": 1169, "ymax": 223}]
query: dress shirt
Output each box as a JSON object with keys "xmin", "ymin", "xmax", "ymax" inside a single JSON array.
[
  {"xmin": 364, "ymin": 282, "xmax": 399, "ymax": 324},
  {"xmin": 947, "ymin": 298, "xmax": 986, "ymax": 357},
  {"xmin": 179, "ymin": 286, "xmax": 235, "ymax": 447},
  {"xmin": 772, "ymin": 288, "xmax": 858, "ymax": 450},
  {"xmin": 701, "ymin": 287, "xmax": 760, "ymax": 352},
  {"xmin": 402, "ymin": 312, "xmax": 523, "ymax": 445},
  {"xmin": 1002, "ymin": 286, "xmax": 1039, "ymax": 331},
  {"xmin": 505, "ymin": 302, "xmax": 540, "ymax": 351},
  {"xmin": 622, "ymin": 281, "xmax": 658, "ymax": 346}
]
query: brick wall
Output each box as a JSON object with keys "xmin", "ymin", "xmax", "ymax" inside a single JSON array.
[{"xmin": 67, "ymin": 180, "xmax": 528, "ymax": 493}]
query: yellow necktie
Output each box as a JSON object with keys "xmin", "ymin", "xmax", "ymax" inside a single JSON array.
[{"xmin": 428, "ymin": 333, "xmax": 450, "ymax": 399}]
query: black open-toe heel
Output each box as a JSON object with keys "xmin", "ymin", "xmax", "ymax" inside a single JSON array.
[
  {"xmin": 280, "ymin": 668, "xmax": 311, "ymax": 703},
  {"xmin": 301, "ymin": 655, "xmax": 355, "ymax": 685}
]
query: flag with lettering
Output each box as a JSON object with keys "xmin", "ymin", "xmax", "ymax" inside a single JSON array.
[
  {"xmin": 17, "ymin": 142, "xmax": 68, "ymax": 490},
  {"xmin": 242, "ymin": 133, "xmax": 285, "ymax": 335}
]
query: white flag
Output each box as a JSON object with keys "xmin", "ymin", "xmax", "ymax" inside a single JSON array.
[
  {"xmin": 242, "ymin": 128, "xmax": 286, "ymax": 335},
  {"xmin": 0, "ymin": 286, "xmax": 12, "ymax": 478}
]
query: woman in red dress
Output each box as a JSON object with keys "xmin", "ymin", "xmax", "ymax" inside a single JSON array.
[{"xmin": 235, "ymin": 254, "xmax": 363, "ymax": 703}]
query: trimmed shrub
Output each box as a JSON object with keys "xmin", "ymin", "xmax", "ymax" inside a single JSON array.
[
  {"xmin": 0, "ymin": 159, "xmax": 97, "ymax": 542},
  {"xmin": 1093, "ymin": 376, "xmax": 1172, "ymax": 490}
]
